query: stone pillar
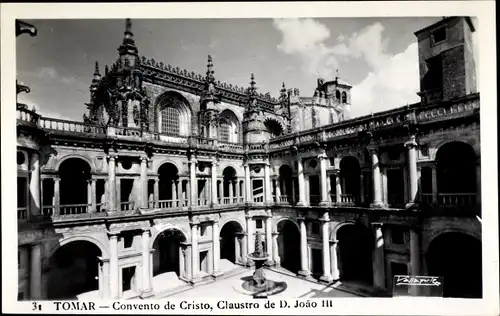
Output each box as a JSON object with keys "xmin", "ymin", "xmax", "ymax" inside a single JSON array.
[
  {"xmin": 140, "ymin": 229, "xmax": 153, "ymax": 297},
  {"xmin": 153, "ymin": 179, "xmax": 159, "ymax": 205},
  {"xmin": 320, "ymin": 213, "xmax": 333, "ymax": 283},
  {"xmin": 359, "ymin": 173, "xmax": 365, "ymax": 204},
  {"xmin": 409, "ymin": 228, "xmax": 421, "ymax": 296},
  {"xmin": 319, "ymin": 151, "xmax": 329, "ymax": 205},
  {"xmin": 275, "ymin": 179, "xmax": 281, "ymax": 203},
  {"xmin": 53, "ymin": 177, "xmax": 60, "ymax": 216},
  {"xmin": 297, "ymin": 158, "xmax": 306, "ymax": 206},
  {"xmin": 171, "ymin": 180, "xmax": 177, "ymax": 206},
  {"xmin": 265, "ymin": 215, "xmax": 273, "ymax": 265},
  {"xmin": 246, "ymin": 215, "xmax": 254, "ymax": 256},
  {"xmin": 29, "ymin": 243, "xmax": 42, "ymax": 299},
  {"xmin": 29, "ymin": 152, "xmax": 41, "ymax": 217},
  {"xmin": 87, "ymin": 180, "xmax": 92, "ymax": 212},
  {"xmin": 191, "ymin": 223, "xmax": 200, "ymax": 283},
  {"xmin": 235, "ymin": 180, "xmax": 241, "ymax": 203},
  {"xmin": 211, "ymin": 160, "xmax": 218, "ymax": 206},
  {"xmin": 91, "ymin": 179, "xmax": 97, "ymax": 212},
  {"xmin": 189, "ymin": 158, "xmax": 197, "ymax": 207},
  {"xmin": 370, "ymin": 148, "xmax": 384, "ymax": 207},
  {"xmin": 330, "ymin": 240, "xmax": 340, "ymax": 280},
  {"xmin": 272, "ymin": 232, "xmax": 280, "ymax": 266},
  {"xmin": 405, "ymin": 136, "xmax": 419, "ymax": 208},
  {"xmin": 372, "ymin": 223, "xmax": 386, "ymax": 289},
  {"xmin": 179, "ymin": 247, "xmax": 185, "ymax": 279},
  {"xmin": 140, "ymin": 157, "xmax": 148, "ymax": 209},
  {"xmin": 327, "ymin": 174, "xmax": 332, "ymax": 202},
  {"xmin": 335, "ymin": 171, "xmax": 342, "ymax": 203},
  {"xmin": 228, "ymin": 180, "xmax": 234, "ymax": 203},
  {"xmin": 109, "ymin": 233, "xmax": 119, "ymax": 299},
  {"xmin": 431, "ymin": 164, "xmax": 438, "ymax": 204},
  {"xmin": 291, "ymin": 178, "xmax": 296, "ymax": 203},
  {"xmin": 212, "ymin": 220, "xmax": 222, "ymax": 276},
  {"xmin": 264, "ymin": 160, "xmax": 272, "ymax": 204},
  {"xmin": 234, "ymin": 235, "xmax": 241, "ymax": 263},
  {"xmin": 244, "ymin": 164, "xmax": 251, "ymax": 203},
  {"xmin": 177, "ymin": 180, "xmax": 183, "ymax": 207},
  {"xmin": 217, "ymin": 180, "xmax": 223, "ymax": 203},
  {"xmin": 107, "ymin": 156, "xmax": 117, "ymax": 212},
  {"xmin": 298, "ymin": 217, "xmax": 310, "ymax": 277}
]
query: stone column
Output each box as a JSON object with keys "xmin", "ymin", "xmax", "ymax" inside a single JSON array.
[
  {"xmin": 405, "ymin": 136, "xmax": 419, "ymax": 208},
  {"xmin": 431, "ymin": 164, "xmax": 438, "ymax": 204},
  {"xmin": 265, "ymin": 215, "xmax": 273, "ymax": 265},
  {"xmin": 140, "ymin": 157, "xmax": 148, "ymax": 209},
  {"xmin": 140, "ymin": 229, "xmax": 153, "ymax": 297},
  {"xmin": 179, "ymin": 247, "xmax": 185, "ymax": 279},
  {"xmin": 236, "ymin": 180, "xmax": 241, "ymax": 203},
  {"xmin": 335, "ymin": 171, "xmax": 342, "ymax": 203},
  {"xmin": 218, "ymin": 180, "xmax": 223, "ymax": 204},
  {"xmin": 107, "ymin": 156, "xmax": 117, "ymax": 212},
  {"xmin": 191, "ymin": 223, "xmax": 200, "ymax": 283},
  {"xmin": 241, "ymin": 233, "xmax": 248, "ymax": 265},
  {"xmin": 244, "ymin": 164, "xmax": 251, "ymax": 203},
  {"xmin": 264, "ymin": 160, "xmax": 272, "ymax": 204},
  {"xmin": 319, "ymin": 151, "xmax": 329, "ymax": 206},
  {"xmin": 234, "ymin": 235, "xmax": 241, "ymax": 263},
  {"xmin": 171, "ymin": 180, "xmax": 177, "ymax": 206},
  {"xmin": 153, "ymin": 179, "xmax": 159, "ymax": 206},
  {"xmin": 246, "ymin": 215, "xmax": 254, "ymax": 256},
  {"xmin": 372, "ymin": 223, "xmax": 386, "ymax": 289},
  {"xmin": 359, "ymin": 173, "xmax": 365, "ymax": 204},
  {"xmin": 29, "ymin": 152, "xmax": 41, "ymax": 217},
  {"xmin": 297, "ymin": 158, "xmax": 306, "ymax": 206},
  {"xmin": 327, "ymin": 174, "xmax": 332, "ymax": 202},
  {"xmin": 275, "ymin": 179, "xmax": 281, "ymax": 203},
  {"xmin": 212, "ymin": 220, "xmax": 222, "ymax": 276},
  {"xmin": 298, "ymin": 217, "xmax": 310, "ymax": 277},
  {"xmin": 228, "ymin": 180, "xmax": 234, "ymax": 203},
  {"xmin": 211, "ymin": 160, "xmax": 218, "ymax": 206},
  {"xmin": 87, "ymin": 180, "xmax": 92, "ymax": 212},
  {"xmin": 29, "ymin": 243, "xmax": 42, "ymax": 299},
  {"xmin": 91, "ymin": 179, "xmax": 97, "ymax": 212},
  {"xmin": 330, "ymin": 240, "xmax": 340, "ymax": 280},
  {"xmin": 189, "ymin": 158, "xmax": 197, "ymax": 207},
  {"xmin": 177, "ymin": 180, "xmax": 183, "ymax": 207},
  {"xmin": 320, "ymin": 213, "xmax": 333, "ymax": 282},
  {"xmin": 410, "ymin": 228, "xmax": 421, "ymax": 296},
  {"xmin": 108, "ymin": 233, "xmax": 119, "ymax": 299},
  {"xmin": 272, "ymin": 232, "xmax": 280, "ymax": 266},
  {"xmin": 370, "ymin": 148, "xmax": 384, "ymax": 207},
  {"xmin": 53, "ymin": 177, "xmax": 60, "ymax": 216}
]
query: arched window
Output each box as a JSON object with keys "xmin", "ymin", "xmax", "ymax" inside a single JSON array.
[
  {"xmin": 156, "ymin": 92, "xmax": 192, "ymax": 136},
  {"xmin": 341, "ymin": 91, "xmax": 347, "ymax": 103},
  {"xmin": 160, "ymin": 106, "xmax": 180, "ymax": 135},
  {"xmin": 219, "ymin": 119, "xmax": 230, "ymax": 143},
  {"xmin": 218, "ymin": 110, "xmax": 240, "ymax": 143},
  {"xmin": 335, "ymin": 90, "xmax": 341, "ymax": 101},
  {"xmin": 264, "ymin": 119, "xmax": 284, "ymax": 138}
]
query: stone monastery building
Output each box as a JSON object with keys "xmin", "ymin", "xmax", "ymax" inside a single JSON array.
[{"xmin": 16, "ymin": 17, "xmax": 481, "ymax": 300}]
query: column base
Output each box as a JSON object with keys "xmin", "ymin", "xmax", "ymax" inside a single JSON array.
[
  {"xmin": 405, "ymin": 202, "xmax": 419, "ymax": 210},
  {"xmin": 265, "ymin": 259, "xmax": 274, "ymax": 267},
  {"xmin": 298, "ymin": 270, "xmax": 311, "ymax": 278},
  {"xmin": 319, "ymin": 274, "xmax": 334, "ymax": 284},
  {"xmin": 140, "ymin": 288, "xmax": 154, "ymax": 299},
  {"xmin": 370, "ymin": 202, "xmax": 386, "ymax": 209},
  {"xmin": 318, "ymin": 201, "xmax": 330, "ymax": 206},
  {"xmin": 190, "ymin": 275, "xmax": 202, "ymax": 285},
  {"xmin": 296, "ymin": 201, "xmax": 307, "ymax": 206},
  {"xmin": 212, "ymin": 270, "xmax": 224, "ymax": 278}
]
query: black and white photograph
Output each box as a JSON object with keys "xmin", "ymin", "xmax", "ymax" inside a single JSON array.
[{"xmin": 2, "ymin": 2, "xmax": 498, "ymax": 315}]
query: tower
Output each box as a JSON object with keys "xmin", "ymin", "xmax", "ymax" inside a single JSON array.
[{"xmin": 415, "ymin": 17, "xmax": 477, "ymax": 105}]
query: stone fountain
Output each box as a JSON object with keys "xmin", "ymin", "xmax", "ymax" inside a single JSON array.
[{"xmin": 239, "ymin": 232, "xmax": 287, "ymax": 298}]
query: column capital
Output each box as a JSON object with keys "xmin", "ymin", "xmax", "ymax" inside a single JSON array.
[
  {"xmin": 142, "ymin": 228, "xmax": 151, "ymax": 234},
  {"xmin": 107, "ymin": 231, "xmax": 120, "ymax": 238},
  {"xmin": 372, "ymin": 222, "xmax": 384, "ymax": 229},
  {"xmin": 329, "ymin": 239, "xmax": 338, "ymax": 245},
  {"xmin": 140, "ymin": 156, "xmax": 149, "ymax": 162},
  {"xmin": 212, "ymin": 218, "xmax": 220, "ymax": 224},
  {"xmin": 107, "ymin": 154, "xmax": 117, "ymax": 161},
  {"xmin": 189, "ymin": 158, "xmax": 197, "ymax": 164},
  {"xmin": 272, "ymin": 231, "xmax": 280, "ymax": 236},
  {"xmin": 318, "ymin": 151, "xmax": 328, "ymax": 160},
  {"xmin": 245, "ymin": 214, "xmax": 253, "ymax": 219},
  {"xmin": 404, "ymin": 135, "xmax": 418, "ymax": 149},
  {"xmin": 366, "ymin": 144, "xmax": 378, "ymax": 153},
  {"xmin": 297, "ymin": 216, "xmax": 307, "ymax": 222}
]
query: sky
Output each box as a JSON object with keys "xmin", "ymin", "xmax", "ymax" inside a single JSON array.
[{"xmin": 16, "ymin": 17, "xmax": 478, "ymax": 121}]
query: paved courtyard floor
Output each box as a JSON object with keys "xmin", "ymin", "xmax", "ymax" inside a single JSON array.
[{"xmin": 166, "ymin": 268, "xmax": 363, "ymax": 299}]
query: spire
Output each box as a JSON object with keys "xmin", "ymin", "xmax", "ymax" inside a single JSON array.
[
  {"xmin": 335, "ymin": 68, "xmax": 339, "ymax": 81},
  {"xmin": 200, "ymin": 55, "xmax": 219, "ymax": 107},
  {"xmin": 206, "ymin": 54, "xmax": 215, "ymax": 83},
  {"xmin": 249, "ymin": 73, "xmax": 257, "ymax": 96},
  {"xmin": 118, "ymin": 18, "xmax": 138, "ymax": 58},
  {"xmin": 280, "ymin": 82, "xmax": 286, "ymax": 95},
  {"xmin": 93, "ymin": 61, "xmax": 101, "ymax": 81}
]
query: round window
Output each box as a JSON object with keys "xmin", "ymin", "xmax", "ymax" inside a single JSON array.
[
  {"xmin": 121, "ymin": 159, "xmax": 132, "ymax": 170},
  {"xmin": 309, "ymin": 159, "xmax": 317, "ymax": 169},
  {"xmin": 17, "ymin": 152, "xmax": 25, "ymax": 165},
  {"xmin": 198, "ymin": 163, "xmax": 206, "ymax": 172},
  {"xmin": 253, "ymin": 166, "xmax": 261, "ymax": 174}
]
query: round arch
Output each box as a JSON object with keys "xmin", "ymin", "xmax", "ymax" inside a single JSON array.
[
  {"xmin": 155, "ymin": 91, "xmax": 192, "ymax": 136},
  {"xmin": 151, "ymin": 226, "xmax": 188, "ymax": 279},
  {"xmin": 155, "ymin": 159, "xmax": 182, "ymax": 174},
  {"xmin": 58, "ymin": 157, "xmax": 93, "ymax": 209},
  {"xmin": 218, "ymin": 109, "xmax": 241, "ymax": 143},
  {"xmin": 219, "ymin": 218, "xmax": 246, "ymax": 232},
  {"xmin": 45, "ymin": 239, "xmax": 103, "ymax": 299},
  {"xmin": 150, "ymin": 223, "xmax": 189, "ymax": 247},
  {"xmin": 335, "ymin": 221, "xmax": 374, "ymax": 284},
  {"xmin": 426, "ymin": 232, "xmax": 482, "ymax": 298},
  {"xmin": 434, "ymin": 141, "xmax": 477, "ymax": 194},
  {"xmin": 275, "ymin": 216, "xmax": 299, "ymax": 232},
  {"xmin": 276, "ymin": 218, "xmax": 301, "ymax": 273},
  {"xmin": 425, "ymin": 228, "xmax": 481, "ymax": 254},
  {"xmin": 220, "ymin": 220, "xmax": 245, "ymax": 264},
  {"xmin": 55, "ymin": 154, "xmax": 95, "ymax": 173},
  {"xmin": 432, "ymin": 139, "xmax": 479, "ymax": 161}
]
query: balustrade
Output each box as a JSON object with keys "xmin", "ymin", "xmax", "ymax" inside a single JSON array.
[
  {"xmin": 119, "ymin": 201, "xmax": 135, "ymax": 211},
  {"xmin": 115, "ymin": 126, "xmax": 142, "ymax": 137},
  {"xmin": 17, "ymin": 207, "xmax": 28, "ymax": 220},
  {"xmin": 438, "ymin": 193, "xmax": 476, "ymax": 206},
  {"xmin": 309, "ymin": 195, "xmax": 321, "ymax": 205},
  {"xmin": 60, "ymin": 203, "xmax": 91, "ymax": 215},
  {"xmin": 42, "ymin": 206, "xmax": 54, "ymax": 217}
]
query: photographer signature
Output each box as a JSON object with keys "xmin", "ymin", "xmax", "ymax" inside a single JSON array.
[{"xmin": 395, "ymin": 276, "xmax": 442, "ymax": 286}]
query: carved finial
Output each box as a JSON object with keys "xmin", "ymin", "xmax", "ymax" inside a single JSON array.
[
  {"xmin": 206, "ymin": 54, "xmax": 214, "ymax": 81},
  {"xmin": 335, "ymin": 68, "xmax": 339, "ymax": 79},
  {"xmin": 105, "ymin": 65, "xmax": 109, "ymax": 76},
  {"xmin": 94, "ymin": 61, "xmax": 100, "ymax": 76},
  {"xmin": 281, "ymin": 82, "xmax": 286, "ymax": 93},
  {"xmin": 250, "ymin": 73, "xmax": 257, "ymax": 94},
  {"xmin": 125, "ymin": 18, "xmax": 132, "ymax": 36}
]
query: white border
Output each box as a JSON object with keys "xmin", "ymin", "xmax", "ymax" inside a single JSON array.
[{"xmin": 1, "ymin": 2, "xmax": 498, "ymax": 315}]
